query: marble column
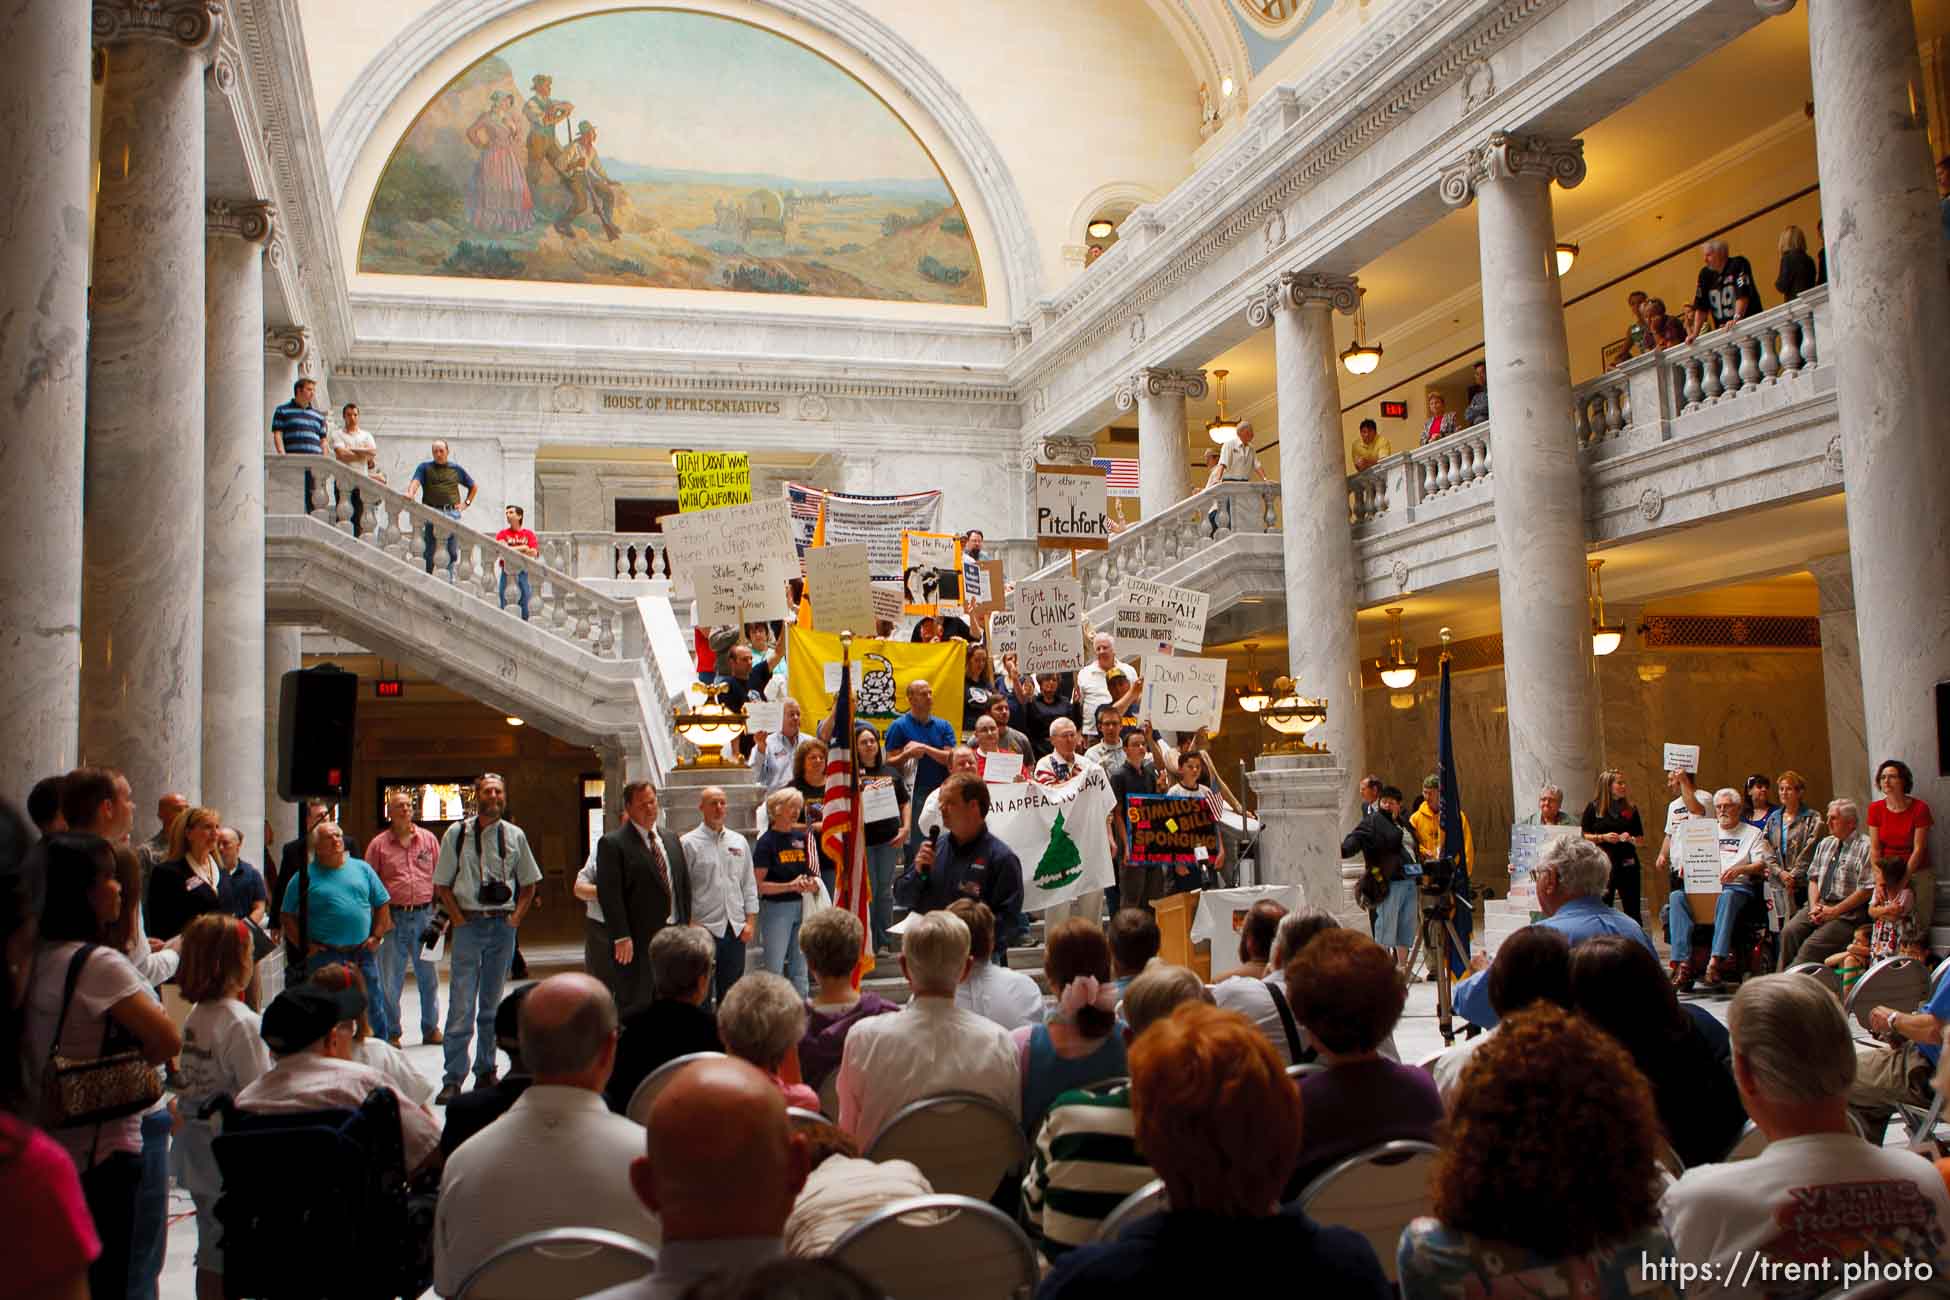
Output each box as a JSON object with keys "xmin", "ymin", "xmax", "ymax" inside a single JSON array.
[
  {"xmin": 1247, "ymin": 753, "xmax": 1361, "ymax": 925},
  {"xmin": 1247, "ymin": 272, "xmax": 1366, "ymax": 821},
  {"xmin": 204, "ymin": 200, "xmax": 273, "ymax": 855},
  {"xmin": 264, "ymin": 626, "xmax": 302, "ymax": 851},
  {"xmin": 80, "ymin": 2, "xmax": 221, "ymax": 805},
  {"xmin": 501, "ymin": 436, "xmax": 540, "ymax": 518},
  {"xmin": 1808, "ymin": 554, "xmax": 1869, "ymax": 803},
  {"xmin": 1114, "ymin": 368, "xmax": 1207, "ymax": 523},
  {"xmin": 0, "ymin": 2, "xmax": 91, "ymax": 795},
  {"xmin": 1440, "ymin": 133, "xmax": 1601, "ymax": 806},
  {"xmin": 1808, "ymin": 0, "xmax": 1950, "ymax": 891}
]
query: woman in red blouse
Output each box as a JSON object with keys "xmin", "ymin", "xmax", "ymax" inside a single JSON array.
[{"xmin": 1867, "ymin": 758, "xmax": 1935, "ymax": 942}]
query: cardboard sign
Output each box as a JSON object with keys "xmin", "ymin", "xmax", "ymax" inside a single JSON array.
[
  {"xmin": 860, "ymin": 777, "xmax": 899, "ymax": 823},
  {"xmin": 981, "ymin": 751, "xmax": 1023, "ymax": 783},
  {"xmin": 744, "ymin": 699, "xmax": 784, "ymax": 732},
  {"xmin": 1123, "ymin": 578, "xmax": 1209, "ymax": 654},
  {"xmin": 967, "ymin": 560, "xmax": 1008, "ymax": 635},
  {"xmin": 662, "ymin": 498, "xmax": 797, "ymax": 597},
  {"xmin": 1011, "ymin": 579, "xmax": 1085, "ymax": 675},
  {"xmin": 1110, "ymin": 603, "xmax": 1173, "ymax": 660},
  {"xmin": 900, "ymin": 531, "xmax": 963, "ymax": 615},
  {"xmin": 822, "ymin": 660, "xmax": 864, "ymax": 693},
  {"xmin": 988, "ymin": 611, "xmax": 1019, "ymax": 660},
  {"xmin": 1035, "ymin": 463, "xmax": 1110, "ymax": 551},
  {"xmin": 698, "ymin": 557, "xmax": 789, "ymax": 623},
  {"xmin": 675, "ymin": 451, "xmax": 751, "ymax": 512},
  {"xmin": 870, "ymin": 584, "xmax": 904, "ymax": 623},
  {"xmin": 1125, "ymin": 793, "xmax": 1219, "ymax": 866},
  {"xmin": 1662, "ymin": 742, "xmax": 1701, "ymax": 774},
  {"xmin": 1676, "ymin": 818, "xmax": 1724, "ymax": 895},
  {"xmin": 803, "ymin": 543, "xmax": 874, "ymax": 637},
  {"xmin": 1141, "ymin": 655, "xmax": 1228, "ymax": 735},
  {"xmin": 1507, "ymin": 823, "xmax": 1580, "ymax": 898}
]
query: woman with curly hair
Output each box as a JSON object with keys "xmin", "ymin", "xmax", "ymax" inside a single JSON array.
[{"xmin": 1398, "ymin": 1003, "xmax": 1679, "ymax": 1296}]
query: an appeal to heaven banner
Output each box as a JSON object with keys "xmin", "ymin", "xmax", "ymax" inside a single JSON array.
[
  {"xmin": 986, "ymin": 765, "xmax": 1116, "ymax": 912},
  {"xmin": 786, "ymin": 483, "xmax": 944, "ymax": 585}
]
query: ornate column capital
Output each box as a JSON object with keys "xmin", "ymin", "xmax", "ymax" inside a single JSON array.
[
  {"xmin": 1245, "ymin": 271, "xmax": 1360, "ymax": 329},
  {"xmin": 1438, "ymin": 131, "xmax": 1586, "ymax": 208},
  {"xmin": 1113, "ymin": 367, "xmax": 1207, "ymax": 412},
  {"xmin": 91, "ymin": 2, "xmax": 223, "ymax": 51},
  {"xmin": 207, "ymin": 199, "xmax": 274, "ymax": 244},
  {"xmin": 265, "ymin": 325, "xmax": 309, "ymax": 364},
  {"xmin": 1031, "ymin": 434, "xmax": 1098, "ymax": 468}
]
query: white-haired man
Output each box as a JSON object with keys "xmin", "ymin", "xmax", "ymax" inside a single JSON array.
[
  {"xmin": 1453, "ymin": 836, "xmax": 1655, "ymax": 1030},
  {"xmin": 1034, "ymin": 717, "xmax": 1099, "ymax": 786},
  {"xmin": 1685, "ymin": 237, "xmax": 1763, "ymax": 340},
  {"xmin": 1664, "ymin": 787, "xmax": 1778, "ymax": 992},
  {"xmin": 1777, "ymin": 800, "xmax": 1874, "ymax": 969},
  {"xmin": 1518, "ymin": 783, "xmax": 1574, "ymax": 826},
  {"xmin": 836, "ymin": 909, "xmax": 1018, "ymax": 1142},
  {"xmin": 1664, "ymin": 976, "xmax": 1950, "ymax": 1293},
  {"xmin": 1074, "ymin": 636, "xmax": 1138, "ymax": 740}
]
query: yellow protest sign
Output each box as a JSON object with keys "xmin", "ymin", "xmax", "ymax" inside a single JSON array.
[
  {"xmin": 675, "ymin": 451, "xmax": 752, "ymax": 512},
  {"xmin": 786, "ymin": 626, "xmax": 966, "ymax": 739}
]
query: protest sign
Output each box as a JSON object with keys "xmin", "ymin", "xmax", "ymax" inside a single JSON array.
[
  {"xmin": 1662, "ymin": 742, "xmax": 1701, "ymax": 774},
  {"xmin": 1124, "ymin": 792, "xmax": 1219, "ymax": 867},
  {"xmin": 744, "ymin": 700, "xmax": 784, "ymax": 733},
  {"xmin": 1141, "ymin": 655, "xmax": 1228, "ymax": 734},
  {"xmin": 860, "ymin": 777, "xmax": 899, "ymax": 823},
  {"xmin": 981, "ymin": 751, "xmax": 1023, "ymax": 783},
  {"xmin": 662, "ymin": 498, "xmax": 796, "ymax": 597},
  {"xmin": 986, "ymin": 766, "xmax": 1116, "ymax": 912},
  {"xmin": 1677, "ymin": 818, "xmax": 1723, "ymax": 895},
  {"xmin": 870, "ymin": 585, "xmax": 904, "ymax": 623},
  {"xmin": 803, "ymin": 543, "xmax": 874, "ymax": 636},
  {"xmin": 697, "ymin": 557, "xmax": 788, "ymax": 623},
  {"xmin": 785, "ymin": 483, "xmax": 942, "ymax": 585},
  {"xmin": 1110, "ymin": 603, "xmax": 1173, "ymax": 660},
  {"xmin": 1035, "ymin": 463, "xmax": 1110, "ymax": 551},
  {"xmin": 1507, "ymin": 823, "xmax": 1579, "ymax": 923},
  {"xmin": 987, "ymin": 610, "xmax": 1018, "ymax": 660},
  {"xmin": 900, "ymin": 531, "xmax": 963, "ymax": 616},
  {"xmin": 1123, "ymin": 578, "xmax": 1210, "ymax": 654},
  {"xmin": 1011, "ymin": 579, "xmax": 1084, "ymax": 675},
  {"xmin": 967, "ymin": 560, "xmax": 1007, "ymax": 633},
  {"xmin": 675, "ymin": 451, "xmax": 751, "ymax": 511}
]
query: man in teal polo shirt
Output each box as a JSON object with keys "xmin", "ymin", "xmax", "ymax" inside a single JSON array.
[{"xmin": 280, "ymin": 820, "xmax": 391, "ymax": 1032}]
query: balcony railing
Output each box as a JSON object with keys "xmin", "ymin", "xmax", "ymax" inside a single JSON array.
[
  {"xmin": 537, "ymin": 532, "xmax": 673, "ymax": 586},
  {"xmin": 1025, "ymin": 479, "xmax": 1281, "ymax": 608}
]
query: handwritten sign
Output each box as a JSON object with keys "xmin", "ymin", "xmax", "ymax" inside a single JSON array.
[
  {"xmin": 861, "ymin": 777, "xmax": 899, "ymax": 823},
  {"xmin": 1110, "ymin": 603, "xmax": 1174, "ymax": 660},
  {"xmin": 967, "ymin": 560, "xmax": 1007, "ymax": 634},
  {"xmin": 744, "ymin": 699, "xmax": 784, "ymax": 732},
  {"xmin": 1124, "ymin": 578, "xmax": 1209, "ymax": 654},
  {"xmin": 1142, "ymin": 655, "xmax": 1228, "ymax": 735},
  {"xmin": 1125, "ymin": 793, "xmax": 1219, "ymax": 866},
  {"xmin": 1011, "ymin": 578, "xmax": 1084, "ymax": 675},
  {"xmin": 870, "ymin": 584, "xmax": 904, "ymax": 624},
  {"xmin": 675, "ymin": 451, "xmax": 751, "ymax": 511},
  {"xmin": 698, "ymin": 557, "xmax": 788, "ymax": 623},
  {"xmin": 1035, "ymin": 463, "xmax": 1110, "ymax": 551},
  {"xmin": 1662, "ymin": 742, "xmax": 1700, "ymax": 774},
  {"xmin": 662, "ymin": 498, "xmax": 796, "ymax": 597},
  {"xmin": 1676, "ymin": 818, "xmax": 1723, "ymax": 895},
  {"xmin": 804, "ymin": 543, "xmax": 874, "ymax": 636},
  {"xmin": 981, "ymin": 750, "xmax": 1023, "ymax": 783},
  {"xmin": 822, "ymin": 660, "xmax": 864, "ymax": 693},
  {"xmin": 900, "ymin": 531, "xmax": 963, "ymax": 615}
]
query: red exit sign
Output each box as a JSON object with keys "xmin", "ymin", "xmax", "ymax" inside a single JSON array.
[
  {"xmin": 375, "ymin": 680, "xmax": 404, "ymax": 699},
  {"xmin": 1379, "ymin": 400, "xmax": 1409, "ymax": 419}
]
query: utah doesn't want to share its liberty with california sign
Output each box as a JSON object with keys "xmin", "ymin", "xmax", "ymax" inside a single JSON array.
[{"xmin": 358, "ymin": 9, "xmax": 985, "ymax": 306}]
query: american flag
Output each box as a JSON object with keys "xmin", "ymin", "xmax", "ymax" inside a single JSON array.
[
  {"xmin": 1093, "ymin": 458, "xmax": 1140, "ymax": 498},
  {"xmin": 1201, "ymin": 783, "xmax": 1226, "ymax": 822},
  {"xmin": 820, "ymin": 643, "xmax": 873, "ymax": 983}
]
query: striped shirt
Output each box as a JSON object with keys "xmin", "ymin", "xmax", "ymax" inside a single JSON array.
[
  {"xmin": 1022, "ymin": 1082, "xmax": 1155, "ymax": 1259},
  {"xmin": 271, "ymin": 400, "xmax": 326, "ymax": 455}
]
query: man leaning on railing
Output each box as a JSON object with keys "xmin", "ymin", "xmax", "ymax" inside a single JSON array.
[
  {"xmin": 405, "ymin": 440, "xmax": 478, "ymax": 581},
  {"xmin": 270, "ymin": 376, "xmax": 326, "ymax": 512},
  {"xmin": 1206, "ymin": 418, "xmax": 1267, "ymax": 537}
]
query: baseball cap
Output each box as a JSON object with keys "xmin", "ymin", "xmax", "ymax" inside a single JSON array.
[{"xmin": 261, "ymin": 982, "xmax": 365, "ymax": 1055}]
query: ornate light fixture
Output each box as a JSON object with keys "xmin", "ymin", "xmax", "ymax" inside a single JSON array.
[
  {"xmin": 1259, "ymin": 676, "xmax": 1328, "ymax": 753},
  {"xmin": 1375, "ymin": 607, "xmax": 1418, "ymax": 690},
  {"xmin": 1339, "ymin": 292, "xmax": 1383, "ymax": 376},
  {"xmin": 672, "ymin": 681, "xmax": 744, "ymax": 766},
  {"xmin": 1205, "ymin": 369, "xmax": 1240, "ymax": 443},
  {"xmin": 1234, "ymin": 642, "xmax": 1272, "ymax": 714},
  {"xmin": 1086, "ymin": 217, "xmax": 1115, "ymax": 239},
  {"xmin": 1587, "ymin": 558, "xmax": 1625, "ymax": 656},
  {"xmin": 504, "ymin": 716, "xmax": 525, "ymax": 727},
  {"xmin": 1555, "ymin": 242, "xmax": 1580, "ymax": 276}
]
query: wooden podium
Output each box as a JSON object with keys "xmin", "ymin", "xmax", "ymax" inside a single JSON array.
[{"xmin": 1152, "ymin": 891, "xmax": 1210, "ymax": 982}]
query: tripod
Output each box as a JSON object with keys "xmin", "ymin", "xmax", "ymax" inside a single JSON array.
[{"xmin": 1405, "ymin": 883, "xmax": 1472, "ymax": 1046}]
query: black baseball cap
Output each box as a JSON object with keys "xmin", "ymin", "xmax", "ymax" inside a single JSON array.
[{"xmin": 261, "ymin": 982, "xmax": 365, "ymax": 1055}]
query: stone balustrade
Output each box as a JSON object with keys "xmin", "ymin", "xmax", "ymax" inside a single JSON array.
[
  {"xmin": 268, "ymin": 459, "xmax": 633, "ymax": 660},
  {"xmin": 1025, "ymin": 479, "xmax": 1281, "ymax": 611},
  {"xmin": 538, "ymin": 531, "xmax": 673, "ymax": 586}
]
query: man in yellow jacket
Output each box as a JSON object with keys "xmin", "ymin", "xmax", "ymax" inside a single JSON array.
[{"xmin": 1409, "ymin": 773, "xmax": 1474, "ymax": 871}]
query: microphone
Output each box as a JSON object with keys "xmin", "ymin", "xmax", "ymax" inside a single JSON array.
[{"xmin": 922, "ymin": 825, "xmax": 940, "ymax": 875}]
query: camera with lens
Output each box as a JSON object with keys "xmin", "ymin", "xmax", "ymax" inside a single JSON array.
[
  {"xmin": 420, "ymin": 909, "xmax": 449, "ymax": 952},
  {"xmin": 478, "ymin": 878, "xmax": 513, "ymax": 906},
  {"xmin": 1417, "ymin": 855, "xmax": 1458, "ymax": 893}
]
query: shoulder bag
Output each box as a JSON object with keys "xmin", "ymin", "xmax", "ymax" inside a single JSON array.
[{"xmin": 40, "ymin": 944, "xmax": 163, "ymax": 1131}]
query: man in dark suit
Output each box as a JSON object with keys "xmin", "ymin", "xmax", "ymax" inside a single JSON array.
[
  {"xmin": 273, "ymin": 798, "xmax": 329, "ymax": 916},
  {"xmin": 595, "ymin": 780, "xmax": 692, "ymax": 1012}
]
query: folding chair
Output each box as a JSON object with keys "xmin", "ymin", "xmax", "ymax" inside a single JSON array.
[
  {"xmin": 456, "ymin": 1228, "xmax": 655, "ymax": 1300},
  {"xmin": 1723, "ymin": 1120, "xmax": 1769, "ymax": 1163},
  {"xmin": 1287, "ymin": 1062, "xmax": 1325, "ymax": 1079},
  {"xmin": 1786, "ymin": 960, "xmax": 1843, "ymax": 1001},
  {"xmin": 828, "ymin": 1194, "xmax": 1038, "ymax": 1300},
  {"xmin": 866, "ymin": 1093, "xmax": 1029, "ymax": 1201},
  {"xmin": 1090, "ymin": 1178, "xmax": 1167, "ymax": 1243},
  {"xmin": 787, "ymin": 1106, "xmax": 838, "ymax": 1139},
  {"xmin": 1844, "ymin": 957, "xmax": 1929, "ymax": 1035},
  {"xmin": 626, "ymin": 1051, "xmax": 728, "ymax": 1126},
  {"xmin": 1654, "ymin": 1139, "xmax": 1686, "ymax": 1181},
  {"xmin": 1295, "ymin": 1139, "xmax": 1439, "ymax": 1284}
]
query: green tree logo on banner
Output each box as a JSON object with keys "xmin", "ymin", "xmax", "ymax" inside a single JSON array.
[{"xmin": 1035, "ymin": 810, "xmax": 1084, "ymax": 890}]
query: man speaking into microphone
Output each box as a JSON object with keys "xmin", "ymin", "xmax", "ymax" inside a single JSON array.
[{"xmin": 894, "ymin": 771, "xmax": 1025, "ymax": 966}]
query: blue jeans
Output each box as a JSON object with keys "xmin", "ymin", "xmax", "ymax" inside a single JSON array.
[
  {"xmin": 711, "ymin": 925, "xmax": 747, "ymax": 1007},
  {"xmin": 379, "ymin": 905, "xmax": 441, "ymax": 1039},
  {"xmin": 423, "ymin": 505, "xmax": 462, "ymax": 579},
  {"xmin": 499, "ymin": 568, "xmax": 531, "ymax": 620},
  {"xmin": 758, "ymin": 899, "xmax": 807, "ymax": 995},
  {"xmin": 1375, "ymin": 878, "xmax": 1419, "ymax": 949},
  {"xmin": 304, "ymin": 944, "xmax": 387, "ymax": 1040},
  {"xmin": 1667, "ymin": 881, "xmax": 1761, "ymax": 961},
  {"xmin": 445, "ymin": 913, "xmax": 517, "ymax": 1084},
  {"xmin": 866, "ymin": 840, "xmax": 898, "ymax": 949},
  {"xmin": 128, "ymin": 1106, "xmax": 172, "ymax": 1300}
]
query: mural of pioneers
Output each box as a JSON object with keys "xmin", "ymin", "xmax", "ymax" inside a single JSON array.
[{"xmin": 358, "ymin": 10, "xmax": 986, "ymax": 306}]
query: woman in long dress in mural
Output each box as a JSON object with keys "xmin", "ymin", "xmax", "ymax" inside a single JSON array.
[{"xmin": 465, "ymin": 91, "xmax": 533, "ymax": 234}]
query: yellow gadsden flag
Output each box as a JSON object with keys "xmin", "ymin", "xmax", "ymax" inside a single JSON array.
[{"xmin": 786, "ymin": 626, "xmax": 966, "ymax": 740}]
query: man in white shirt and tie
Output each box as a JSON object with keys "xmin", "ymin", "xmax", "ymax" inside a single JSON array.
[
  {"xmin": 678, "ymin": 786, "xmax": 757, "ymax": 1006},
  {"xmin": 747, "ymin": 699, "xmax": 804, "ymax": 793}
]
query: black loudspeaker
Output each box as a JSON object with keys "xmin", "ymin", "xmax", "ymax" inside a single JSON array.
[{"xmin": 277, "ymin": 665, "xmax": 358, "ymax": 800}]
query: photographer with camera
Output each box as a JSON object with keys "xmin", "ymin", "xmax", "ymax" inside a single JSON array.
[{"xmin": 432, "ymin": 773, "xmax": 542, "ymax": 1105}]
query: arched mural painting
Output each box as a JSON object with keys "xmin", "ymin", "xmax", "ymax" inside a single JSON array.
[{"xmin": 357, "ymin": 8, "xmax": 986, "ymax": 305}]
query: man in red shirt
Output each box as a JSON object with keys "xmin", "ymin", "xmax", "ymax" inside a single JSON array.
[
  {"xmin": 495, "ymin": 504, "xmax": 541, "ymax": 622},
  {"xmin": 365, "ymin": 791, "xmax": 444, "ymax": 1047}
]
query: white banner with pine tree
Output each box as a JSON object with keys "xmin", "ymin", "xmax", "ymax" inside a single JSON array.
[{"xmin": 987, "ymin": 764, "xmax": 1117, "ymax": 913}]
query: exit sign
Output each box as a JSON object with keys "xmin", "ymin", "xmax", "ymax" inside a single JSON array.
[
  {"xmin": 1380, "ymin": 400, "xmax": 1409, "ymax": 419},
  {"xmin": 375, "ymin": 680, "xmax": 404, "ymax": 699}
]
